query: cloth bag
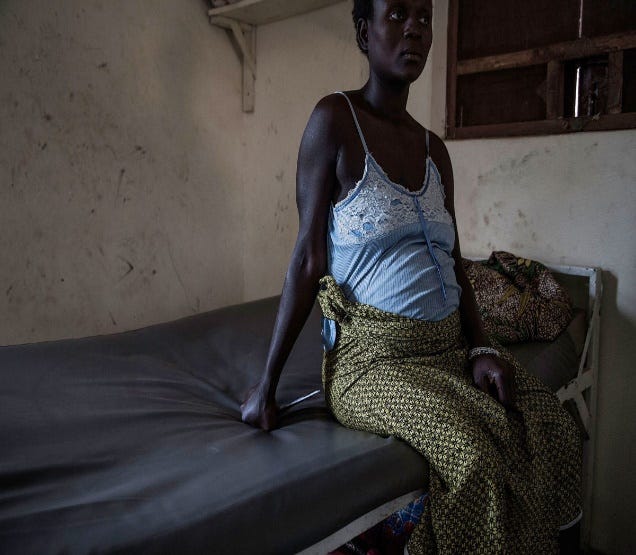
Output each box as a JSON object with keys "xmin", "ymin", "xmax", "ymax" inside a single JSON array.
[{"xmin": 462, "ymin": 251, "xmax": 573, "ymax": 344}]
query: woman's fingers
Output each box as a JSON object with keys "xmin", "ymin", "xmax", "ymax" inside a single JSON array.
[
  {"xmin": 494, "ymin": 373, "xmax": 513, "ymax": 409},
  {"xmin": 262, "ymin": 408, "xmax": 278, "ymax": 432},
  {"xmin": 493, "ymin": 374, "xmax": 506, "ymax": 406},
  {"xmin": 240, "ymin": 384, "xmax": 280, "ymax": 431},
  {"xmin": 477, "ymin": 371, "xmax": 490, "ymax": 395},
  {"xmin": 473, "ymin": 364, "xmax": 493, "ymax": 397},
  {"xmin": 473, "ymin": 357, "xmax": 516, "ymax": 409}
]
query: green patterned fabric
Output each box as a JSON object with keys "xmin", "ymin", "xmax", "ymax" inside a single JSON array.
[{"xmin": 318, "ymin": 275, "xmax": 581, "ymax": 555}]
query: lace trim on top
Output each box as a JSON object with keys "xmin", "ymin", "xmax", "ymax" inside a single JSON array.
[{"xmin": 331, "ymin": 153, "xmax": 454, "ymax": 247}]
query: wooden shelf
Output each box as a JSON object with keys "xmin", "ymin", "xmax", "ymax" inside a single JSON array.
[
  {"xmin": 209, "ymin": 0, "xmax": 344, "ymax": 26},
  {"xmin": 208, "ymin": 0, "xmax": 344, "ymax": 112}
]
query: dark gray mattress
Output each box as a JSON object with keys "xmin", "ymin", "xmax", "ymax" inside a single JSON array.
[{"xmin": 0, "ymin": 298, "xmax": 427, "ymax": 555}]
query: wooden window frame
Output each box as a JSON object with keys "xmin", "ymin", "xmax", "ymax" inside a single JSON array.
[{"xmin": 445, "ymin": 0, "xmax": 636, "ymax": 139}]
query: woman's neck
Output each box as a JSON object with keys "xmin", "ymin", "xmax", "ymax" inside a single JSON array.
[{"xmin": 361, "ymin": 77, "xmax": 410, "ymax": 122}]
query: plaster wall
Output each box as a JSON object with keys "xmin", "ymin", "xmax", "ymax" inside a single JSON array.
[{"xmin": 0, "ymin": 0, "xmax": 246, "ymax": 345}]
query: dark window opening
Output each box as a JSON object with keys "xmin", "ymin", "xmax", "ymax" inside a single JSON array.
[{"xmin": 447, "ymin": 0, "xmax": 636, "ymax": 139}]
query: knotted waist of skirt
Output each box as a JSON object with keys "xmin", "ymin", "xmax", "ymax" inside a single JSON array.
[{"xmin": 317, "ymin": 275, "xmax": 465, "ymax": 357}]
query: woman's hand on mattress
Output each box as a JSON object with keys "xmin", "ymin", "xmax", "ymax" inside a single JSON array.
[
  {"xmin": 471, "ymin": 355, "xmax": 516, "ymax": 409},
  {"xmin": 241, "ymin": 382, "xmax": 279, "ymax": 431}
]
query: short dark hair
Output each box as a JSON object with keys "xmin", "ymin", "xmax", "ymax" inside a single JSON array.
[
  {"xmin": 352, "ymin": 0, "xmax": 374, "ymax": 53},
  {"xmin": 352, "ymin": 0, "xmax": 374, "ymax": 23}
]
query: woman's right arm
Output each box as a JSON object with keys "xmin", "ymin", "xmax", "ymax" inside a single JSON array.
[{"xmin": 240, "ymin": 96, "xmax": 341, "ymax": 431}]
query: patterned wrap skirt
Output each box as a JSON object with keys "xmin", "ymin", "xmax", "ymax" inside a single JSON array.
[{"xmin": 317, "ymin": 275, "xmax": 581, "ymax": 555}]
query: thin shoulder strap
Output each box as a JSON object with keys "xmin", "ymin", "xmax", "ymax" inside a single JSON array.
[
  {"xmin": 425, "ymin": 128, "xmax": 430, "ymax": 157},
  {"xmin": 335, "ymin": 91, "xmax": 369, "ymax": 155}
]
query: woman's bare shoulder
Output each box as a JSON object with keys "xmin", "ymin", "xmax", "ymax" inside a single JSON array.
[
  {"xmin": 425, "ymin": 129, "xmax": 455, "ymax": 199},
  {"xmin": 425, "ymin": 128, "xmax": 444, "ymax": 145},
  {"xmin": 428, "ymin": 129, "xmax": 450, "ymax": 165},
  {"xmin": 308, "ymin": 92, "xmax": 349, "ymax": 129},
  {"xmin": 300, "ymin": 93, "xmax": 351, "ymax": 156}
]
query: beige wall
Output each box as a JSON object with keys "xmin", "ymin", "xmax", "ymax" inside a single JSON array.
[
  {"xmin": 1, "ymin": 0, "xmax": 246, "ymax": 344},
  {"xmin": 1, "ymin": 1, "xmax": 634, "ymax": 553}
]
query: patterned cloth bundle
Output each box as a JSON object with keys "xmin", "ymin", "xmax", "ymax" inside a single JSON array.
[{"xmin": 462, "ymin": 251, "xmax": 573, "ymax": 344}]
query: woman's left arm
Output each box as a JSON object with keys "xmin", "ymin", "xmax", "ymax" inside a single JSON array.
[{"xmin": 429, "ymin": 132, "xmax": 515, "ymax": 409}]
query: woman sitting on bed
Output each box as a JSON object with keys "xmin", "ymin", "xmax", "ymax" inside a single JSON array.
[{"xmin": 241, "ymin": 1, "xmax": 582, "ymax": 553}]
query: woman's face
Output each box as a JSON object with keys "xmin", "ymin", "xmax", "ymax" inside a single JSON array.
[{"xmin": 362, "ymin": 0, "xmax": 433, "ymax": 84}]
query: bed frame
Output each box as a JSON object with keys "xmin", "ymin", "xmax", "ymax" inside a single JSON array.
[
  {"xmin": 297, "ymin": 263, "xmax": 602, "ymax": 554},
  {"xmin": 550, "ymin": 264, "xmax": 602, "ymax": 551}
]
